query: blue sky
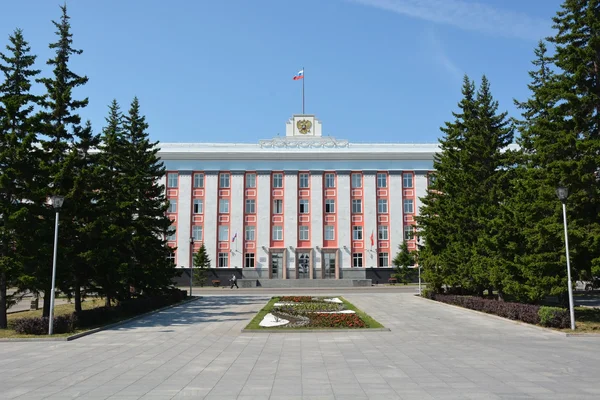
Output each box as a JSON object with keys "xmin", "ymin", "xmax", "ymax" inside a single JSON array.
[{"xmin": 0, "ymin": 0, "xmax": 562, "ymax": 144}]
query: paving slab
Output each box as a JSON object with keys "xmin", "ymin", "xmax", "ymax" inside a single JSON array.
[{"xmin": 1, "ymin": 293, "xmax": 600, "ymax": 400}]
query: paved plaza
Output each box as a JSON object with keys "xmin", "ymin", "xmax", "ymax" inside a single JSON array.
[{"xmin": 1, "ymin": 293, "xmax": 600, "ymax": 400}]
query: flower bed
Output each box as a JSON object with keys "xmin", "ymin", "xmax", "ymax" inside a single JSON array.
[{"xmin": 245, "ymin": 296, "xmax": 383, "ymax": 330}]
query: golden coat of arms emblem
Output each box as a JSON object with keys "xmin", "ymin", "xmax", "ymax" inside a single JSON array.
[{"xmin": 296, "ymin": 119, "xmax": 312, "ymax": 134}]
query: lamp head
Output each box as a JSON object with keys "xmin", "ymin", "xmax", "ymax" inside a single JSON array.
[
  {"xmin": 50, "ymin": 195, "xmax": 65, "ymax": 210},
  {"xmin": 189, "ymin": 237, "xmax": 194, "ymax": 244},
  {"xmin": 556, "ymin": 185, "xmax": 569, "ymax": 202}
]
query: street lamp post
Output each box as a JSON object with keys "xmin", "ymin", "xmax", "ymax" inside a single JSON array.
[
  {"xmin": 189, "ymin": 237, "xmax": 194, "ymax": 297},
  {"xmin": 556, "ymin": 185, "xmax": 576, "ymax": 330},
  {"xmin": 48, "ymin": 195, "xmax": 64, "ymax": 335}
]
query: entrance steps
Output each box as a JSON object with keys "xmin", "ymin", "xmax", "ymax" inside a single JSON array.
[{"xmin": 238, "ymin": 279, "xmax": 372, "ymax": 288}]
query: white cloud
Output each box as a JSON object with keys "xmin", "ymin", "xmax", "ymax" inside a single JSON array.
[
  {"xmin": 348, "ymin": 0, "xmax": 551, "ymax": 41},
  {"xmin": 426, "ymin": 29, "xmax": 463, "ymax": 81}
]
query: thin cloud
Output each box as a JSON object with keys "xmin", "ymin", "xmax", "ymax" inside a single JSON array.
[
  {"xmin": 427, "ymin": 29, "xmax": 463, "ymax": 81},
  {"xmin": 348, "ymin": 0, "xmax": 551, "ymax": 41}
]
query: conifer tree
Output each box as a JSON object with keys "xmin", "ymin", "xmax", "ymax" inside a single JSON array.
[
  {"xmin": 392, "ymin": 242, "xmax": 416, "ymax": 285},
  {"xmin": 193, "ymin": 243, "xmax": 211, "ymax": 286},
  {"xmin": 121, "ymin": 97, "xmax": 176, "ymax": 295},
  {"xmin": 0, "ymin": 29, "xmax": 40, "ymax": 328},
  {"xmin": 35, "ymin": 4, "xmax": 90, "ymax": 317}
]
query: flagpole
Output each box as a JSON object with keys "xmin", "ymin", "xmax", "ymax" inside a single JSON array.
[{"xmin": 302, "ymin": 66, "xmax": 305, "ymax": 114}]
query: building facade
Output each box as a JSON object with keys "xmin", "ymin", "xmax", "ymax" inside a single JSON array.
[{"xmin": 159, "ymin": 114, "xmax": 437, "ymax": 280}]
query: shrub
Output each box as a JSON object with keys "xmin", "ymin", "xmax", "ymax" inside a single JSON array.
[
  {"xmin": 309, "ymin": 313, "xmax": 366, "ymax": 328},
  {"xmin": 421, "ymin": 287, "xmax": 436, "ymax": 299},
  {"xmin": 75, "ymin": 306, "xmax": 120, "ymax": 329},
  {"xmin": 433, "ymin": 294, "xmax": 541, "ymax": 325},
  {"xmin": 539, "ymin": 306, "xmax": 570, "ymax": 328},
  {"xmin": 13, "ymin": 314, "xmax": 76, "ymax": 335}
]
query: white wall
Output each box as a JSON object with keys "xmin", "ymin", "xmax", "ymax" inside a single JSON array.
[
  {"xmin": 337, "ymin": 173, "xmax": 351, "ymax": 268},
  {"xmin": 390, "ymin": 172, "xmax": 403, "ymax": 257},
  {"xmin": 203, "ymin": 172, "xmax": 218, "ymax": 268},
  {"xmin": 284, "ymin": 173, "xmax": 298, "ymax": 270},
  {"xmin": 176, "ymin": 172, "xmax": 192, "ymax": 267},
  {"xmin": 230, "ymin": 172, "xmax": 244, "ymax": 268},
  {"xmin": 415, "ymin": 172, "xmax": 428, "ymax": 246},
  {"xmin": 363, "ymin": 173, "xmax": 377, "ymax": 267},
  {"xmin": 256, "ymin": 172, "xmax": 271, "ymax": 268},
  {"xmin": 310, "ymin": 172, "xmax": 323, "ymax": 271}
]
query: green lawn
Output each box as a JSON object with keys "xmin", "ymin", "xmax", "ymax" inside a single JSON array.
[{"xmin": 245, "ymin": 296, "xmax": 383, "ymax": 330}]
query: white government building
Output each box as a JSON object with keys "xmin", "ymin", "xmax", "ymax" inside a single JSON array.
[{"xmin": 159, "ymin": 114, "xmax": 437, "ymax": 281}]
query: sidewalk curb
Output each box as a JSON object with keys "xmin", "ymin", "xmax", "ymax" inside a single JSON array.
[
  {"xmin": 0, "ymin": 296, "xmax": 202, "ymax": 343},
  {"xmin": 241, "ymin": 327, "xmax": 391, "ymax": 333},
  {"xmin": 414, "ymin": 295, "xmax": 597, "ymax": 337}
]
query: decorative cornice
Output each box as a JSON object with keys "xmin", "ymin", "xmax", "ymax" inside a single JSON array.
[{"xmin": 259, "ymin": 136, "xmax": 349, "ymax": 149}]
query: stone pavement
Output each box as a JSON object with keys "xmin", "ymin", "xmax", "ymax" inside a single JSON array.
[{"xmin": 1, "ymin": 293, "xmax": 599, "ymax": 400}]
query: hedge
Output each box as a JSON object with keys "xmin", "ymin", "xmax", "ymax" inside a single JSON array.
[
  {"xmin": 12, "ymin": 288, "xmax": 188, "ymax": 335},
  {"xmin": 430, "ymin": 294, "xmax": 570, "ymax": 328}
]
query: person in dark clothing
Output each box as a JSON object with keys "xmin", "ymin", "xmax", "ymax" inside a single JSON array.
[{"xmin": 230, "ymin": 274, "xmax": 239, "ymax": 289}]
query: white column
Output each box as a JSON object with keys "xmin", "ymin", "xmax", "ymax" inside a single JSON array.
[
  {"xmin": 284, "ymin": 173, "xmax": 298, "ymax": 273},
  {"xmin": 203, "ymin": 172, "xmax": 218, "ymax": 268},
  {"xmin": 176, "ymin": 171, "xmax": 192, "ymax": 267},
  {"xmin": 415, "ymin": 172, "xmax": 428, "ymax": 246},
  {"xmin": 337, "ymin": 172, "xmax": 351, "ymax": 269},
  {"xmin": 390, "ymin": 172, "xmax": 403, "ymax": 255},
  {"xmin": 256, "ymin": 172, "xmax": 271, "ymax": 269},
  {"xmin": 230, "ymin": 172, "xmax": 245, "ymax": 268},
  {"xmin": 363, "ymin": 172, "xmax": 377, "ymax": 267},
  {"xmin": 310, "ymin": 172, "xmax": 323, "ymax": 272}
]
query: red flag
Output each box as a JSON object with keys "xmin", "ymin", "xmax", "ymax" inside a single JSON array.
[{"xmin": 370, "ymin": 231, "xmax": 374, "ymax": 247}]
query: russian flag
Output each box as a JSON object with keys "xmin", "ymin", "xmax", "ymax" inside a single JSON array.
[
  {"xmin": 231, "ymin": 233, "xmax": 237, "ymax": 243},
  {"xmin": 293, "ymin": 69, "xmax": 304, "ymax": 80}
]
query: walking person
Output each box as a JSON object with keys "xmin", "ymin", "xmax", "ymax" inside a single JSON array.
[{"xmin": 230, "ymin": 274, "xmax": 239, "ymax": 289}]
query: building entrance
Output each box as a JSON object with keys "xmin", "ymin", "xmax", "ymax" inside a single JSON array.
[
  {"xmin": 298, "ymin": 253, "xmax": 310, "ymax": 279},
  {"xmin": 271, "ymin": 253, "xmax": 283, "ymax": 279}
]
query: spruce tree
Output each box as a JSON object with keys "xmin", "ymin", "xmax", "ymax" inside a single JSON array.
[
  {"xmin": 122, "ymin": 97, "xmax": 176, "ymax": 296},
  {"xmin": 392, "ymin": 242, "xmax": 416, "ymax": 285},
  {"xmin": 0, "ymin": 29, "xmax": 41, "ymax": 328},
  {"xmin": 35, "ymin": 4, "xmax": 90, "ymax": 317},
  {"xmin": 193, "ymin": 243, "xmax": 211, "ymax": 286}
]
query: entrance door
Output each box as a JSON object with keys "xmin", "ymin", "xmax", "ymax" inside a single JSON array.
[
  {"xmin": 323, "ymin": 252, "xmax": 336, "ymax": 279},
  {"xmin": 298, "ymin": 253, "xmax": 309, "ymax": 279},
  {"xmin": 271, "ymin": 253, "xmax": 283, "ymax": 279}
]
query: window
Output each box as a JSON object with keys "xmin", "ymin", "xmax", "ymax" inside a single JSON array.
[
  {"xmin": 245, "ymin": 225, "xmax": 255, "ymax": 241},
  {"xmin": 245, "ymin": 199, "xmax": 255, "ymax": 214},
  {"xmin": 273, "ymin": 199, "xmax": 283, "ymax": 214},
  {"xmin": 378, "ymin": 252, "xmax": 389, "ymax": 267},
  {"xmin": 193, "ymin": 199, "xmax": 203, "ymax": 214},
  {"xmin": 193, "ymin": 173, "xmax": 204, "ymax": 188},
  {"xmin": 166, "ymin": 229, "xmax": 176, "ymax": 241},
  {"xmin": 378, "ymin": 225, "xmax": 388, "ymax": 240},
  {"xmin": 324, "ymin": 225, "xmax": 335, "ymax": 240},
  {"xmin": 352, "ymin": 199, "xmax": 362, "ymax": 214},
  {"xmin": 299, "ymin": 199, "xmax": 309, "ymax": 214},
  {"xmin": 245, "ymin": 253, "xmax": 255, "ymax": 268},
  {"xmin": 404, "ymin": 199, "xmax": 414, "ymax": 214},
  {"xmin": 403, "ymin": 172, "xmax": 413, "ymax": 188},
  {"xmin": 218, "ymin": 252, "xmax": 229, "ymax": 268},
  {"xmin": 219, "ymin": 173, "xmax": 230, "ymax": 188},
  {"xmin": 377, "ymin": 199, "xmax": 388, "ymax": 214},
  {"xmin": 246, "ymin": 173, "xmax": 256, "ymax": 188},
  {"xmin": 168, "ymin": 200, "xmax": 177, "ymax": 213},
  {"xmin": 352, "ymin": 253, "xmax": 363, "ymax": 268},
  {"xmin": 351, "ymin": 173, "xmax": 362, "ymax": 188},
  {"xmin": 218, "ymin": 225, "xmax": 229, "ymax": 242},
  {"xmin": 377, "ymin": 173, "xmax": 387, "ymax": 188},
  {"xmin": 272, "ymin": 226, "xmax": 283, "ymax": 241},
  {"xmin": 428, "ymin": 174, "xmax": 436, "ymax": 187},
  {"xmin": 192, "ymin": 225, "xmax": 202, "ymax": 241},
  {"xmin": 272, "ymin": 173, "xmax": 283, "ymax": 188},
  {"xmin": 167, "ymin": 253, "xmax": 176, "ymax": 264},
  {"xmin": 299, "ymin": 173, "xmax": 309, "ymax": 188},
  {"xmin": 219, "ymin": 199, "xmax": 229, "ymax": 213},
  {"xmin": 325, "ymin": 173, "xmax": 335, "ymax": 188},
  {"xmin": 325, "ymin": 199, "xmax": 335, "ymax": 213},
  {"xmin": 167, "ymin": 173, "xmax": 178, "ymax": 188},
  {"xmin": 352, "ymin": 226, "xmax": 363, "ymax": 240},
  {"xmin": 299, "ymin": 226, "xmax": 309, "ymax": 241},
  {"xmin": 404, "ymin": 225, "xmax": 415, "ymax": 240}
]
